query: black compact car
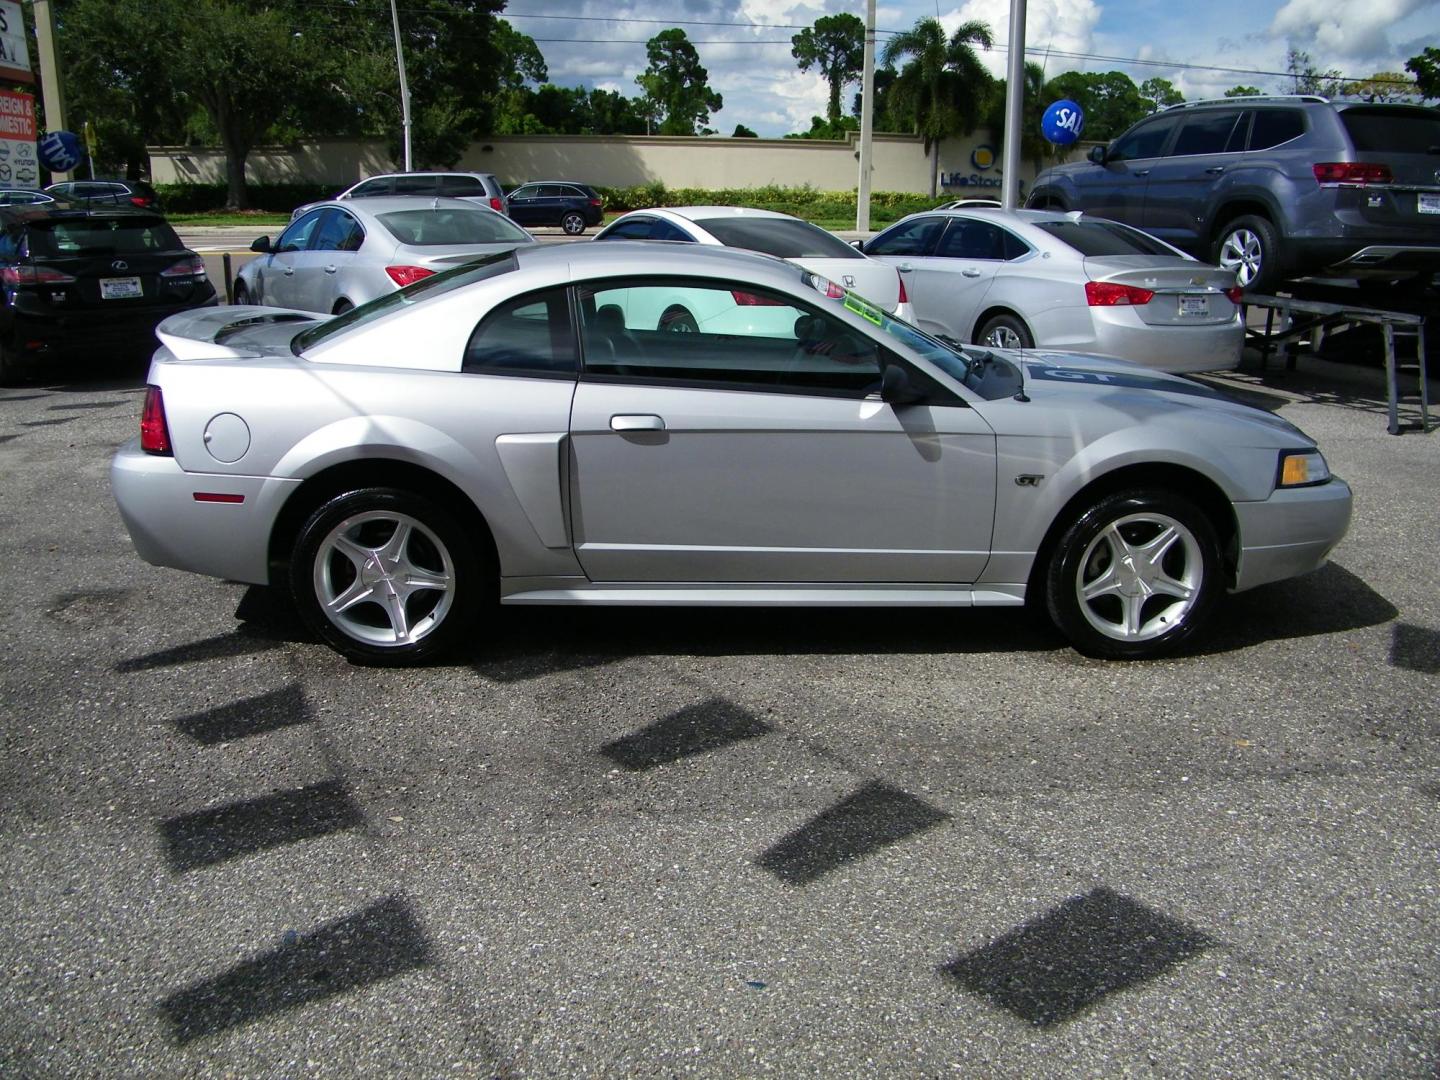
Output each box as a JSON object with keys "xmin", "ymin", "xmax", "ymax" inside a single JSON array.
[
  {"xmin": 44, "ymin": 179, "xmax": 163, "ymax": 212},
  {"xmin": 0, "ymin": 205, "xmax": 217, "ymax": 384},
  {"xmin": 505, "ymin": 181, "xmax": 605, "ymax": 235}
]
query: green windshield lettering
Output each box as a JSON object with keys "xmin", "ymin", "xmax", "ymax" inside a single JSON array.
[{"xmin": 844, "ymin": 293, "xmax": 884, "ymax": 326}]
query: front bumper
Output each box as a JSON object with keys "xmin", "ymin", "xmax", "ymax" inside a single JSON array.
[
  {"xmin": 110, "ymin": 439, "xmax": 298, "ymax": 585},
  {"xmin": 1231, "ymin": 476, "xmax": 1353, "ymax": 592}
]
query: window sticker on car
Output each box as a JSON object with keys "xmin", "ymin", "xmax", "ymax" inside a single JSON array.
[{"xmin": 843, "ymin": 293, "xmax": 884, "ymax": 326}]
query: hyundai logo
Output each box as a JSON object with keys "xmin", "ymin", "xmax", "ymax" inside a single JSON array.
[{"xmin": 111, "ymin": 260, "xmax": 128, "ymax": 271}]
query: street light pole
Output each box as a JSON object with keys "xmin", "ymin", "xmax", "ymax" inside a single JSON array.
[
  {"xmin": 855, "ymin": 0, "xmax": 876, "ymax": 233},
  {"xmin": 1000, "ymin": 0, "xmax": 1027, "ymax": 209},
  {"xmin": 390, "ymin": 0, "xmax": 413, "ymax": 171}
]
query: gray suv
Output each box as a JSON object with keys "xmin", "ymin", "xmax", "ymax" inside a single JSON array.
[
  {"xmin": 334, "ymin": 172, "xmax": 508, "ymax": 216},
  {"xmin": 1027, "ymin": 96, "xmax": 1440, "ymax": 293}
]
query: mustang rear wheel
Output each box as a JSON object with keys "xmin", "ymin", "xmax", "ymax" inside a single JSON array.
[
  {"xmin": 1045, "ymin": 489, "xmax": 1221, "ymax": 660},
  {"xmin": 290, "ymin": 487, "xmax": 482, "ymax": 665}
]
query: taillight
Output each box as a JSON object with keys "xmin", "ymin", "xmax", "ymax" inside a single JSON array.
[
  {"xmin": 489, "ymin": 196, "xmax": 503, "ymax": 212},
  {"xmin": 1225, "ymin": 285, "xmax": 1244, "ymax": 305},
  {"xmin": 385, "ymin": 265, "xmax": 435, "ymax": 287},
  {"xmin": 160, "ymin": 255, "xmax": 207, "ymax": 278},
  {"xmin": 140, "ymin": 385, "xmax": 172, "ymax": 455},
  {"xmin": 897, "ymin": 272, "xmax": 909, "ymax": 305},
  {"xmin": 129, "ymin": 196, "xmax": 150, "ymax": 207},
  {"xmin": 1, "ymin": 265, "xmax": 77, "ymax": 286},
  {"xmin": 1085, "ymin": 281, "xmax": 1155, "ymax": 306},
  {"xmin": 588, "ymin": 198, "xmax": 603, "ymax": 207},
  {"xmin": 1312, "ymin": 162, "xmax": 1392, "ymax": 185},
  {"xmin": 730, "ymin": 290, "xmax": 784, "ymax": 306}
]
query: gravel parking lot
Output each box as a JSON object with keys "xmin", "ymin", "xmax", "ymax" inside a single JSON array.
[{"xmin": 1, "ymin": 339, "xmax": 1437, "ymax": 1077}]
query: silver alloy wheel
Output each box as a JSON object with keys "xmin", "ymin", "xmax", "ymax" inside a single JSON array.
[
  {"xmin": 562, "ymin": 212, "xmax": 585, "ymax": 235},
  {"xmin": 1074, "ymin": 511, "xmax": 1203, "ymax": 643},
  {"xmin": 984, "ymin": 325, "xmax": 1025, "ymax": 349},
  {"xmin": 1218, "ymin": 228, "xmax": 1263, "ymax": 288},
  {"xmin": 312, "ymin": 509, "xmax": 455, "ymax": 648}
]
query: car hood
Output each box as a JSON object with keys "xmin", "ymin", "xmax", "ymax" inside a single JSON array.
[{"xmin": 999, "ymin": 349, "xmax": 1311, "ymax": 443}]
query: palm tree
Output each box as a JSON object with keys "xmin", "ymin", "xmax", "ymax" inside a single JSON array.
[
  {"xmin": 985, "ymin": 61, "xmax": 1059, "ymax": 177},
  {"xmin": 881, "ymin": 18, "xmax": 994, "ymax": 197}
]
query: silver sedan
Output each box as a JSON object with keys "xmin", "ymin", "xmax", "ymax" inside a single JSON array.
[
  {"xmin": 112, "ymin": 242, "xmax": 1349, "ymax": 665},
  {"xmin": 235, "ymin": 196, "xmax": 537, "ymax": 315},
  {"xmin": 862, "ymin": 208, "xmax": 1244, "ymax": 373}
]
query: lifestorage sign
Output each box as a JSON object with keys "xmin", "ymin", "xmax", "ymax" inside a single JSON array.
[
  {"xmin": 0, "ymin": 89, "xmax": 38, "ymax": 187},
  {"xmin": 0, "ymin": 1, "xmax": 32, "ymax": 84}
]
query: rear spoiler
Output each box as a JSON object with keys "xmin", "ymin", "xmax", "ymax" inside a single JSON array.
[{"xmin": 155, "ymin": 305, "xmax": 322, "ymax": 360}]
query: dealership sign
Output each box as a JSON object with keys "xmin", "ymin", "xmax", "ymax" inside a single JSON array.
[
  {"xmin": 0, "ymin": 89, "xmax": 38, "ymax": 186},
  {"xmin": 0, "ymin": 1, "xmax": 32, "ymax": 85}
]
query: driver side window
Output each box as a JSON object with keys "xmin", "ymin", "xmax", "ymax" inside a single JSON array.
[
  {"xmin": 866, "ymin": 216, "xmax": 944, "ymax": 257},
  {"xmin": 276, "ymin": 210, "xmax": 324, "ymax": 254}
]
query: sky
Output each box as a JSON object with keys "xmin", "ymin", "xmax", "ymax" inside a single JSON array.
[{"xmin": 497, "ymin": 0, "xmax": 1440, "ymax": 137}]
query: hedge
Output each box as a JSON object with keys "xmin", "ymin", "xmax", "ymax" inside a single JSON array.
[{"xmin": 153, "ymin": 181, "xmax": 946, "ymax": 224}]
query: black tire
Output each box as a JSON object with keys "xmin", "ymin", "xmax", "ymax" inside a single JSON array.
[
  {"xmin": 231, "ymin": 281, "xmax": 250, "ymax": 306},
  {"xmin": 659, "ymin": 305, "xmax": 698, "ymax": 333},
  {"xmin": 1214, "ymin": 214, "xmax": 1283, "ymax": 294},
  {"xmin": 561, "ymin": 211, "xmax": 586, "ymax": 236},
  {"xmin": 289, "ymin": 487, "xmax": 485, "ymax": 666},
  {"xmin": 977, "ymin": 312, "xmax": 1034, "ymax": 350},
  {"xmin": 1045, "ymin": 489, "xmax": 1222, "ymax": 660},
  {"xmin": 333, "ymin": 299, "xmax": 354, "ymax": 315}
]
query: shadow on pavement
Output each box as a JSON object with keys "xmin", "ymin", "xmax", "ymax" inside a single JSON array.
[{"xmin": 1198, "ymin": 561, "xmax": 1397, "ymax": 656}]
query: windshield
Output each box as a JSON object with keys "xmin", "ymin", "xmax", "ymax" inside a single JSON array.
[
  {"xmin": 28, "ymin": 218, "xmax": 182, "ymax": 256},
  {"xmin": 700, "ymin": 216, "xmax": 863, "ymax": 260},
  {"xmin": 832, "ymin": 287, "xmax": 1022, "ymax": 401},
  {"xmin": 292, "ymin": 250, "xmax": 519, "ymax": 353},
  {"xmin": 378, "ymin": 208, "xmax": 531, "ymax": 246},
  {"xmin": 1339, "ymin": 106, "xmax": 1440, "ymax": 153}
]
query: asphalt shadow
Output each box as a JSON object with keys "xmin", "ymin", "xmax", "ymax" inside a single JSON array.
[
  {"xmin": 172, "ymin": 683, "xmax": 313, "ymax": 745},
  {"xmin": 600, "ymin": 697, "xmax": 771, "ymax": 771},
  {"xmin": 160, "ymin": 780, "xmax": 365, "ymax": 873},
  {"xmin": 1197, "ymin": 561, "xmax": 1398, "ymax": 655}
]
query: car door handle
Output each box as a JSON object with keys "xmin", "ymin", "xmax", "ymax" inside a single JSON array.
[
  {"xmin": 610, "ymin": 414, "xmax": 665, "ymax": 432},
  {"xmin": 1133, "ymin": 169, "xmax": 1150, "ymax": 177},
  {"xmin": 897, "ymin": 263, "xmax": 914, "ymax": 273},
  {"xmin": 324, "ymin": 265, "xmax": 338, "ymax": 273},
  {"xmin": 961, "ymin": 268, "xmax": 982, "ymax": 278},
  {"xmin": 1204, "ymin": 166, "xmax": 1225, "ymax": 175},
  {"xmin": 282, "ymin": 267, "xmax": 294, "ymax": 275}
]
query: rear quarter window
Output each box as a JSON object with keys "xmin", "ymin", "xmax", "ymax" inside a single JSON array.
[
  {"xmin": 1248, "ymin": 110, "xmax": 1305, "ymax": 151},
  {"xmin": 28, "ymin": 218, "xmax": 183, "ymax": 256},
  {"xmin": 1033, "ymin": 219, "xmax": 1178, "ymax": 258},
  {"xmin": 702, "ymin": 217, "xmax": 861, "ymax": 259}
]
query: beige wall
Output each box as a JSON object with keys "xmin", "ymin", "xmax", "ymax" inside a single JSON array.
[{"xmin": 149, "ymin": 131, "xmax": 1057, "ymax": 198}]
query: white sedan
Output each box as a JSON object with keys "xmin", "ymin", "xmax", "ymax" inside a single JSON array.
[
  {"xmin": 593, "ymin": 205, "xmax": 913, "ymax": 325},
  {"xmin": 861, "ymin": 208, "xmax": 1244, "ymax": 373}
]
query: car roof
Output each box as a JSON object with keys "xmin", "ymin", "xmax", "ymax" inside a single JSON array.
[
  {"xmin": 0, "ymin": 204, "xmax": 166, "ymax": 224},
  {"xmin": 317, "ymin": 195, "xmax": 507, "ymax": 219},
  {"xmin": 651, "ymin": 206, "xmax": 794, "ymax": 224},
  {"xmin": 517, "ymin": 180, "xmax": 593, "ymax": 187},
  {"xmin": 514, "ymin": 236, "xmax": 799, "ymax": 282}
]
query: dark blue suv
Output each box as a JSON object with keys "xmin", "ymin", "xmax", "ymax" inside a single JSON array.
[
  {"xmin": 505, "ymin": 181, "xmax": 605, "ymax": 235},
  {"xmin": 1027, "ymin": 96, "xmax": 1440, "ymax": 293}
]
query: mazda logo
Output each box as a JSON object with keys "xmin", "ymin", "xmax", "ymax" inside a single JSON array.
[{"xmin": 111, "ymin": 260, "xmax": 128, "ymax": 271}]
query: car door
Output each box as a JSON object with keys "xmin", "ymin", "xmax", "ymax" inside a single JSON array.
[
  {"xmin": 1083, "ymin": 113, "xmax": 1179, "ymax": 226},
  {"xmin": 296, "ymin": 208, "xmax": 366, "ymax": 313},
  {"xmin": 256, "ymin": 208, "xmax": 325, "ymax": 309},
  {"xmin": 864, "ymin": 215, "xmax": 978, "ymax": 340},
  {"xmin": 567, "ymin": 275, "xmax": 997, "ymax": 584},
  {"xmin": 1141, "ymin": 108, "xmax": 1247, "ymax": 253},
  {"xmin": 507, "ymin": 185, "xmax": 543, "ymax": 226}
]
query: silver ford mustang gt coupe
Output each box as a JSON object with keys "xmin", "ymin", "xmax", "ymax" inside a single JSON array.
[{"xmin": 111, "ymin": 242, "xmax": 1351, "ymax": 664}]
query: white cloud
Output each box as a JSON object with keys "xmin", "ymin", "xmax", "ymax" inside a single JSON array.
[
  {"xmin": 1269, "ymin": 0, "xmax": 1433, "ymax": 59},
  {"xmin": 941, "ymin": 0, "xmax": 1103, "ymax": 80}
]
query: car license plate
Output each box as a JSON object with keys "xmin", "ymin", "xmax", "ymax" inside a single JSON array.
[
  {"xmin": 1179, "ymin": 295, "xmax": 1209, "ymax": 317},
  {"xmin": 1419, "ymin": 193, "xmax": 1440, "ymax": 215},
  {"xmin": 100, "ymin": 276, "xmax": 142, "ymax": 299}
]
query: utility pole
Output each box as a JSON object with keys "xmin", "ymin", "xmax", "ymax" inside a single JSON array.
[
  {"xmin": 855, "ymin": 0, "xmax": 876, "ymax": 233},
  {"xmin": 389, "ymin": 0, "xmax": 412, "ymax": 171},
  {"xmin": 1000, "ymin": 0, "xmax": 1027, "ymax": 209},
  {"xmin": 33, "ymin": 0, "xmax": 68, "ymax": 182}
]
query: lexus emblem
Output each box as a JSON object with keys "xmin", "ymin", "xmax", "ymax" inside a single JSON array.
[
  {"xmin": 111, "ymin": 259, "xmax": 128, "ymax": 271},
  {"xmin": 842, "ymin": 275, "xmax": 855, "ymax": 287}
]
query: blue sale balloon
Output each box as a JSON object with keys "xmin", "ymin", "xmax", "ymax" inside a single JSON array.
[
  {"xmin": 38, "ymin": 130, "xmax": 84, "ymax": 172},
  {"xmin": 1041, "ymin": 100, "xmax": 1085, "ymax": 145}
]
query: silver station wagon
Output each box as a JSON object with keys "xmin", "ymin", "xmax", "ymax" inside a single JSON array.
[{"xmin": 112, "ymin": 243, "xmax": 1352, "ymax": 664}]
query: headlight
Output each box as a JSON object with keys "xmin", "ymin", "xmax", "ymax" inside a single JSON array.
[{"xmin": 1277, "ymin": 449, "xmax": 1331, "ymax": 488}]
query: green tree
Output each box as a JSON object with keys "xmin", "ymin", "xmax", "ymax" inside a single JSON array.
[
  {"xmin": 982, "ymin": 62, "xmax": 1055, "ymax": 175},
  {"xmin": 881, "ymin": 17, "xmax": 994, "ymax": 197},
  {"xmin": 1284, "ymin": 48, "xmax": 1345, "ymax": 97},
  {"xmin": 732, "ymin": 124, "xmax": 759, "ymax": 137},
  {"xmin": 1045, "ymin": 70, "xmax": 1149, "ymax": 142},
  {"xmin": 1343, "ymin": 71, "xmax": 1420, "ymax": 102},
  {"xmin": 636, "ymin": 29, "xmax": 724, "ymax": 136},
  {"xmin": 1139, "ymin": 77, "xmax": 1183, "ymax": 112},
  {"xmin": 1223, "ymin": 85, "xmax": 1263, "ymax": 97},
  {"xmin": 791, "ymin": 14, "xmax": 865, "ymax": 126},
  {"xmin": 494, "ymin": 22, "xmax": 549, "ymax": 90},
  {"xmin": 785, "ymin": 115, "xmax": 859, "ymax": 139},
  {"xmin": 1407, "ymin": 48, "xmax": 1440, "ymax": 98},
  {"xmin": 584, "ymin": 90, "xmax": 648, "ymax": 135}
]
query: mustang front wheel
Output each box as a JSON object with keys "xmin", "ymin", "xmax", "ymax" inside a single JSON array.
[
  {"xmin": 1045, "ymin": 489, "xmax": 1221, "ymax": 660},
  {"xmin": 291, "ymin": 488, "xmax": 481, "ymax": 665}
]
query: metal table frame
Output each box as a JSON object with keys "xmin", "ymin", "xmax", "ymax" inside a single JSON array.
[{"xmin": 1242, "ymin": 295, "xmax": 1430, "ymax": 435}]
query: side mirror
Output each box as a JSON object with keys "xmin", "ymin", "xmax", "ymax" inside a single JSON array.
[
  {"xmin": 1087, "ymin": 144, "xmax": 1108, "ymax": 165},
  {"xmin": 850, "ymin": 239, "xmax": 865, "ymax": 252},
  {"xmin": 250, "ymin": 235, "xmax": 272, "ymax": 254},
  {"xmin": 881, "ymin": 363, "xmax": 927, "ymax": 406}
]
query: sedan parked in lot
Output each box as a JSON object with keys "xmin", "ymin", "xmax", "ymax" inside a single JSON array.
[
  {"xmin": 0, "ymin": 204, "xmax": 215, "ymax": 384},
  {"xmin": 506, "ymin": 181, "xmax": 605, "ymax": 234},
  {"xmin": 595, "ymin": 205, "xmax": 912, "ymax": 322},
  {"xmin": 235, "ymin": 196, "xmax": 537, "ymax": 315},
  {"xmin": 45, "ymin": 179, "xmax": 162, "ymax": 211},
  {"xmin": 113, "ymin": 242, "xmax": 1349, "ymax": 665},
  {"xmin": 861, "ymin": 208, "xmax": 1243, "ymax": 373}
]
